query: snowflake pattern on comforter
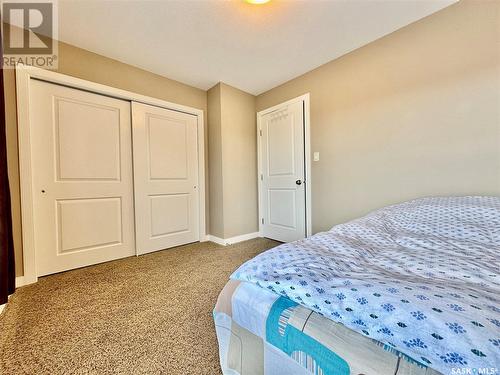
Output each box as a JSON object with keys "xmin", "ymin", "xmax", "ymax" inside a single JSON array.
[{"xmin": 232, "ymin": 196, "xmax": 500, "ymax": 375}]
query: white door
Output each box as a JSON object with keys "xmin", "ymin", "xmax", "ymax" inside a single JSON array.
[
  {"xmin": 30, "ymin": 80, "xmax": 136, "ymax": 276},
  {"xmin": 259, "ymin": 100, "xmax": 306, "ymax": 242},
  {"xmin": 132, "ymin": 102, "xmax": 200, "ymax": 255}
]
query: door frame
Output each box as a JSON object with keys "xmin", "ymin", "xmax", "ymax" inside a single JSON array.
[
  {"xmin": 256, "ymin": 93, "xmax": 312, "ymax": 239},
  {"xmin": 15, "ymin": 64, "xmax": 206, "ymax": 285}
]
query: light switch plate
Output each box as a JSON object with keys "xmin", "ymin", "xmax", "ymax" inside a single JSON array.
[{"xmin": 313, "ymin": 152, "xmax": 320, "ymax": 161}]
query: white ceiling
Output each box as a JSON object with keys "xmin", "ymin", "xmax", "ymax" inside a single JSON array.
[{"xmin": 57, "ymin": 0, "xmax": 456, "ymax": 95}]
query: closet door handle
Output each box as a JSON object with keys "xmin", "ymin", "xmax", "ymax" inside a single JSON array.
[{"xmin": 295, "ymin": 180, "xmax": 302, "ymax": 186}]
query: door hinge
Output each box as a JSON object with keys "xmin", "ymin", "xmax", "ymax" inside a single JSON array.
[
  {"xmin": 259, "ymin": 129, "xmax": 262, "ymax": 136},
  {"xmin": 261, "ymin": 218, "xmax": 264, "ymax": 224},
  {"xmin": 260, "ymin": 174, "xmax": 263, "ymax": 181}
]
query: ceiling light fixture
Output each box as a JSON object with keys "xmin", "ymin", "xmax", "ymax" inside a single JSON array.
[{"xmin": 245, "ymin": 0, "xmax": 271, "ymax": 4}]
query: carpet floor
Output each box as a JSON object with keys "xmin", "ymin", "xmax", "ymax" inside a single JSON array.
[{"xmin": 0, "ymin": 238, "xmax": 279, "ymax": 375}]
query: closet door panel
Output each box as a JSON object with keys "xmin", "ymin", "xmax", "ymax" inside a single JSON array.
[
  {"xmin": 132, "ymin": 102, "xmax": 199, "ymax": 254},
  {"xmin": 30, "ymin": 80, "xmax": 135, "ymax": 276}
]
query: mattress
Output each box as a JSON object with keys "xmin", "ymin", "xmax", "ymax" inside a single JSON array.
[
  {"xmin": 214, "ymin": 279, "xmax": 441, "ymax": 375},
  {"xmin": 231, "ymin": 197, "xmax": 500, "ymax": 374}
]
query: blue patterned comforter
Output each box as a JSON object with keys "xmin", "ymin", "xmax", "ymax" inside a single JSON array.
[{"xmin": 232, "ymin": 196, "xmax": 500, "ymax": 375}]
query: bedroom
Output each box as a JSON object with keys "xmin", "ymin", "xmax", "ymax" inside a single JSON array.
[{"xmin": 0, "ymin": 0, "xmax": 498, "ymax": 374}]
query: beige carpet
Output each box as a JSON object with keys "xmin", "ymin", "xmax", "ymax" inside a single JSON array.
[{"xmin": 0, "ymin": 238, "xmax": 279, "ymax": 375}]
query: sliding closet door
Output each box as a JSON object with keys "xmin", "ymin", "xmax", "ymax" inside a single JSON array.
[
  {"xmin": 132, "ymin": 102, "xmax": 200, "ymax": 255},
  {"xmin": 30, "ymin": 80, "xmax": 135, "ymax": 276}
]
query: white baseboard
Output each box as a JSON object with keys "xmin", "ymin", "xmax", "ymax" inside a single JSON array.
[
  {"xmin": 0, "ymin": 276, "xmax": 27, "ymax": 315},
  {"xmin": 207, "ymin": 232, "xmax": 260, "ymax": 246},
  {"xmin": 8, "ymin": 233, "xmax": 260, "ymax": 295},
  {"xmin": 0, "ymin": 277, "xmax": 26, "ymax": 315},
  {"xmin": 16, "ymin": 276, "xmax": 26, "ymax": 288}
]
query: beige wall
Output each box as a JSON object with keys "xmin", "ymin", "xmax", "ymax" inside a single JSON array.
[
  {"xmin": 220, "ymin": 84, "xmax": 258, "ymax": 238},
  {"xmin": 207, "ymin": 84, "xmax": 224, "ymax": 238},
  {"xmin": 208, "ymin": 83, "xmax": 258, "ymax": 239},
  {"xmin": 4, "ymin": 40, "xmax": 208, "ymax": 276},
  {"xmin": 256, "ymin": 0, "xmax": 500, "ymax": 234}
]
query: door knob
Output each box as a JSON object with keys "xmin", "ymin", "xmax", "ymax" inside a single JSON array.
[{"xmin": 295, "ymin": 180, "xmax": 302, "ymax": 185}]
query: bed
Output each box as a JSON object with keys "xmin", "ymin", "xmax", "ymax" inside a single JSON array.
[{"xmin": 213, "ymin": 196, "xmax": 500, "ymax": 375}]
